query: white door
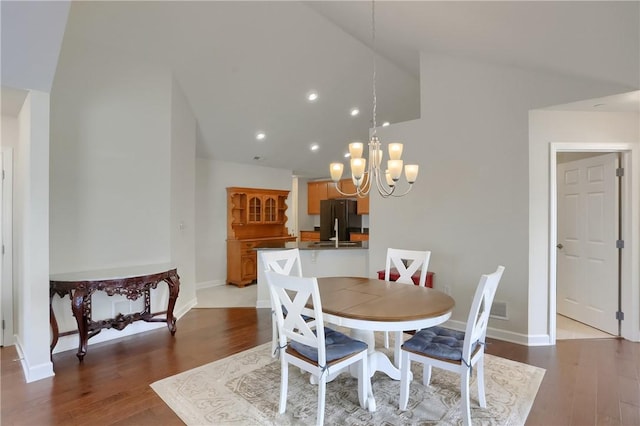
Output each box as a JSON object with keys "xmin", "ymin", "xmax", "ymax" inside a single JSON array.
[
  {"xmin": 1, "ymin": 149, "xmax": 14, "ymax": 346},
  {"xmin": 557, "ymin": 153, "xmax": 618, "ymax": 335},
  {"xmin": 0, "ymin": 151, "xmax": 3, "ymax": 346}
]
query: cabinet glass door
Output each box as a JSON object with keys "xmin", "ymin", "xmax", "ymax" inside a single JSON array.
[
  {"xmin": 248, "ymin": 196, "xmax": 262, "ymax": 223},
  {"xmin": 264, "ymin": 196, "xmax": 277, "ymax": 222}
]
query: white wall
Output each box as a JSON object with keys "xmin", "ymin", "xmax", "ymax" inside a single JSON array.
[
  {"xmin": 170, "ymin": 77, "xmax": 197, "ymax": 314},
  {"xmin": 14, "ymin": 91, "xmax": 54, "ymax": 381},
  {"xmin": 369, "ymin": 52, "xmax": 631, "ymax": 343},
  {"xmin": 529, "ymin": 108, "xmax": 639, "ymax": 342},
  {"xmin": 195, "ymin": 159, "xmax": 293, "ymax": 287},
  {"xmin": 49, "ymin": 39, "xmax": 196, "ymax": 352}
]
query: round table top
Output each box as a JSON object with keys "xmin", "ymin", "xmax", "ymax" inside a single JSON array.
[{"xmin": 315, "ymin": 276, "xmax": 455, "ymax": 330}]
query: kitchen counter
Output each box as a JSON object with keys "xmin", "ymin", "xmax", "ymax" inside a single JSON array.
[
  {"xmin": 255, "ymin": 241, "xmax": 369, "ymax": 308},
  {"xmin": 258, "ymin": 240, "xmax": 368, "ymax": 250}
]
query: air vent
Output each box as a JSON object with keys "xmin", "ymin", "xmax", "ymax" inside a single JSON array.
[{"xmin": 490, "ymin": 301, "xmax": 508, "ymax": 320}]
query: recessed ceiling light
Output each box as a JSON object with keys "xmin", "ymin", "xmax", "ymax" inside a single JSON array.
[
  {"xmin": 310, "ymin": 143, "xmax": 320, "ymax": 151},
  {"xmin": 350, "ymin": 108, "xmax": 360, "ymax": 117},
  {"xmin": 255, "ymin": 131, "xmax": 266, "ymax": 140},
  {"xmin": 382, "ymin": 121, "xmax": 390, "ymax": 127},
  {"xmin": 307, "ymin": 91, "xmax": 318, "ymax": 102}
]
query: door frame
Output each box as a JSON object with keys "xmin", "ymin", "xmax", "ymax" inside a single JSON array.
[
  {"xmin": 1, "ymin": 148, "xmax": 14, "ymax": 346},
  {"xmin": 549, "ymin": 142, "xmax": 637, "ymax": 343}
]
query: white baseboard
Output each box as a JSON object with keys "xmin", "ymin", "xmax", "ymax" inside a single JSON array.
[
  {"xmin": 176, "ymin": 297, "xmax": 198, "ymax": 318},
  {"xmin": 256, "ymin": 299, "xmax": 270, "ymax": 309},
  {"xmin": 442, "ymin": 319, "xmax": 544, "ymax": 346},
  {"xmin": 53, "ymin": 296, "xmax": 199, "ymax": 356},
  {"xmin": 14, "ymin": 336, "xmax": 55, "ymax": 383},
  {"xmin": 196, "ymin": 280, "xmax": 226, "ymax": 290}
]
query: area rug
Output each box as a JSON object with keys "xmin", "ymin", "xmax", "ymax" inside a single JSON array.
[{"xmin": 151, "ymin": 340, "xmax": 545, "ymax": 425}]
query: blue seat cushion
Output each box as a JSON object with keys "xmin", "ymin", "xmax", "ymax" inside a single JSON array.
[
  {"xmin": 402, "ymin": 326, "xmax": 478, "ymax": 361},
  {"xmin": 290, "ymin": 327, "xmax": 367, "ymax": 363}
]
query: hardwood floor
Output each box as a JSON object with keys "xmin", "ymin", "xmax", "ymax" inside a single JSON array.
[{"xmin": 2, "ymin": 308, "xmax": 639, "ymax": 425}]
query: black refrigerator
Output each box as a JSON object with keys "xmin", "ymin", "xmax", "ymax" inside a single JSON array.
[{"xmin": 319, "ymin": 199, "xmax": 362, "ymax": 241}]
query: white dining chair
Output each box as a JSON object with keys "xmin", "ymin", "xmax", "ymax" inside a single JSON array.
[
  {"xmin": 260, "ymin": 249, "xmax": 303, "ymax": 358},
  {"xmin": 264, "ymin": 270, "xmax": 369, "ymax": 425},
  {"xmin": 399, "ymin": 265, "xmax": 505, "ymax": 426},
  {"xmin": 383, "ymin": 248, "xmax": 432, "ymax": 354}
]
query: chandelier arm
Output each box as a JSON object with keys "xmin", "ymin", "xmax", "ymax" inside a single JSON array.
[
  {"xmin": 388, "ymin": 184, "xmax": 414, "ymax": 197},
  {"xmin": 372, "ymin": 166, "xmax": 397, "ymax": 197}
]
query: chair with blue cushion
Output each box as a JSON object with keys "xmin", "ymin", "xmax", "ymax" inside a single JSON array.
[
  {"xmin": 383, "ymin": 248, "xmax": 432, "ymax": 361},
  {"xmin": 264, "ymin": 270, "xmax": 370, "ymax": 425},
  {"xmin": 260, "ymin": 249, "xmax": 303, "ymax": 358},
  {"xmin": 399, "ymin": 265, "xmax": 505, "ymax": 426}
]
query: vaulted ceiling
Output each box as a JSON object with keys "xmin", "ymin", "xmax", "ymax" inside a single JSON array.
[{"xmin": 2, "ymin": 1, "xmax": 638, "ymax": 178}]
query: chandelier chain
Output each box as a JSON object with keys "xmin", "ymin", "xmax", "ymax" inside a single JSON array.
[
  {"xmin": 328, "ymin": 0, "xmax": 417, "ymax": 198},
  {"xmin": 371, "ymin": 0, "xmax": 377, "ymax": 136}
]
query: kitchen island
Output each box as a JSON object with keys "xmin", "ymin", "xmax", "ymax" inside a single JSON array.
[{"xmin": 255, "ymin": 241, "xmax": 369, "ymax": 308}]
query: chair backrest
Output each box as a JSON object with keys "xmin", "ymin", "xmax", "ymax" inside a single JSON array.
[
  {"xmin": 462, "ymin": 265, "xmax": 505, "ymax": 359},
  {"xmin": 264, "ymin": 270, "xmax": 326, "ymax": 365},
  {"xmin": 260, "ymin": 249, "xmax": 303, "ymax": 277},
  {"xmin": 385, "ymin": 248, "xmax": 431, "ymax": 286}
]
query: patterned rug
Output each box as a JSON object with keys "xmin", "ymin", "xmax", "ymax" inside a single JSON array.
[{"xmin": 151, "ymin": 341, "xmax": 544, "ymax": 425}]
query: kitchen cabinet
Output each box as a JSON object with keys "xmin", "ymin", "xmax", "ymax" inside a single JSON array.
[
  {"xmin": 349, "ymin": 232, "xmax": 369, "ymax": 242},
  {"xmin": 339, "ymin": 179, "xmax": 370, "ymax": 215},
  {"xmin": 227, "ymin": 187, "xmax": 295, "ymax": 287},
  {"xmin": 307, "ymin": 179, "xmax": 370, "ymax": 215},
  {"xmin": 307, "ymin": 181, "xmax": 328, "ymax": 215},
  {"xmin": 300, "ymin": 231, "xmax": 320, "ymax": 241}
]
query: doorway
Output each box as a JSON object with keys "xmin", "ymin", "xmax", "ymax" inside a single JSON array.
[
  {"xmin": 549, "ymin": 143, "xmax": 634, "ymax": 344},
  {"xmin": 556, "ymin": 152, "xmax": 619, "ymax": 337}
]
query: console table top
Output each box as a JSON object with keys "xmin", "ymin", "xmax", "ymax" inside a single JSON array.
[{"xmin": 50, "ymin": 262, "xmax": 176, "ymax": 283}]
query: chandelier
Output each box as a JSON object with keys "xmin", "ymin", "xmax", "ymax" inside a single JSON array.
[{"xmin": 329, "ymin": 0, "xmax": 419, "ymax": 198}]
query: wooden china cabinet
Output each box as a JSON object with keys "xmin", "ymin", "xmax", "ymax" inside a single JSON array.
[{"xmin": 227, "ymin": 187, "xmax": 295, "ymax": 287}]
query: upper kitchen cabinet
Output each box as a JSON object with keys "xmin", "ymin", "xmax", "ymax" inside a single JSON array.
[
  {"xmin": 307, "ymin": 180, "xmax": 328, "ymax": 215},
  {"xmin": 307, "ymin": 179, "xmax": 369, "ymax": 215},
  {"xmin": 339, "ymin": 179, "xmax": 369, "ymax": 215}
]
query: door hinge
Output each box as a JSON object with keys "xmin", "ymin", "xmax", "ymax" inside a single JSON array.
[
  {"xmin": 1, "ymin": 320, "xmax": 4, "ymax": 330},
  {"xmin": 616, "ymin": 240, "xmax": 624, "ymax": 249},
  {"xmin": 616, "ymin": 167, "xmax": 624, "ymax": 177},
  {"xmin": 1, "ymin": 244, "xmax": 4, "ymax": 255},
  {"xmin": 1, "ymin": 169, "xmax": 4, "ymax": 180},
  {"xmin": 616, "ymin": 311, "xmax": 625, "ymax": 321}
]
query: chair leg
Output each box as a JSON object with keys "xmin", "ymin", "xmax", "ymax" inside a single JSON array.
[
  {"xmin": 476, "ymin": 356, "xmax": 486, "ymax": 408},
  {"xmin": 461, "ymin": 367, "xmax": 471, "ymax": 426},
  {"xmin": 272, "ymin": 320, "xmax": 279, "ymax": 359},
  {"xmin": 422, "ymin": 363, "xmax": 432, "ymax": 386},
  {"xmin": 317, "ymin": 373, "xmax": 327, "ymax": 426},
  {"xmin": 399, "ymin": 350, "xmax": 411, "ymax": 410},
  {"xmin": 384, "ymin": 331, "xmax": 389, "ymax": 348},
  {"xmin": 279, "ymin": 357, "xmax": 288, "ymax": 414}
]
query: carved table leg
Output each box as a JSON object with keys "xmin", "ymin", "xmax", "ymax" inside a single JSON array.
[
  {"xmin": 49, "ymin": 291, "xmax": 60, "ymax": 357},
  {"xmin": 165, "ymin": 271, "xmax": 181, "ymax": 335},
  {"xmin": 71, "ymin": 287, "xmax": 90, "ymax": 361}
]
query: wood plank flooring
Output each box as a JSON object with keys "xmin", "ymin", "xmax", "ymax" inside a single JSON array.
[{"xmin": 2, "ymin": 308, "xmax": 639, "ymax": 425}]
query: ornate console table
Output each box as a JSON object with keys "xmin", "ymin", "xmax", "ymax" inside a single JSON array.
[{"xmin": 50, "ymin": 264, "xmax": 180, "ymax": 361}]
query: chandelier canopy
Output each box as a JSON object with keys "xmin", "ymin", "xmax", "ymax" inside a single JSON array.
[{"xmin": 329, "ymin": 0, "xmax": 418, "ymax": 198}]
